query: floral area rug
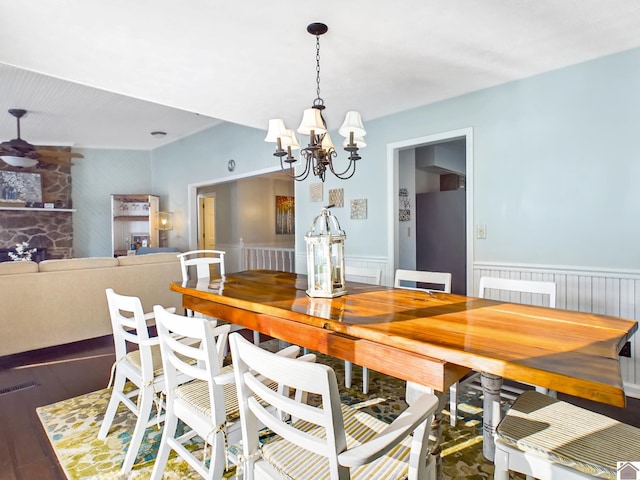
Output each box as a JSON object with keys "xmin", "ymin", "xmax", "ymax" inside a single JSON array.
[{"xmin": 37, "ymin": 350, "xmax": 521, "ymax": 479}]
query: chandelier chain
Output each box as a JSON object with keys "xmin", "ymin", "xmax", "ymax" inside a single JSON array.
[{"xmin": 314, "ymin": 34, "xmax": 323, "ymax": 106}]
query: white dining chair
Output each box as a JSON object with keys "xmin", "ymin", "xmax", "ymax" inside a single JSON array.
[
  {"xmin": 178, "ymin": 250, "xmax": 260, "ymax": 346},
  {"xmin": 98, "ymin": 289, "xmax": 179, "ymax": 475},
  {"xmin": 229, "ymin": 332, "xmax": 440, "ymax": 480},
  {"xmin": 494, "ymin": 390, "xmax": 640, "ymax": 480},
  {"xmin": 343, "ymin": 265, "xmax": 382, "ymax": 394},
  {"xmin": 394, "ymin": 268, "xmax": 452, "ymax": 293},
  {"xmin": 448, "ymin": 276, "xmax": 557, "ymax": 427},
  {"xmin": 150, "ymin": 306, "xmax": 312, "ymax": 480}
]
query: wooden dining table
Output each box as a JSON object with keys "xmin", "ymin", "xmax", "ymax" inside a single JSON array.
[{"xmin": 172, "ymin": 270, "xmax": 637, "ymax": 462}]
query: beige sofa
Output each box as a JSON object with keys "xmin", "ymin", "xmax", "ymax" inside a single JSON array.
[{"xmin": 0, "ymin": 253, "xmax": 183, "ymax": 357}]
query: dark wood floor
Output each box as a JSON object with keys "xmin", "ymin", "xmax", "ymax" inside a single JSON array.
[
  {"xmin": 0, "ymin": 336, "xmax": 116, "ymax": 480},
  {"xmin": 1, "ymin": 336, "xmax": 639, "ymax": 479}
]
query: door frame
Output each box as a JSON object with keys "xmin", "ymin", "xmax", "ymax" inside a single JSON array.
[
  {"xmin": 187, "ymin": 165, "xmax": 285, "ymax": 250},
  {"xmin": 386, "ymin": 127, "xmax": 474, "ymax": 294}
]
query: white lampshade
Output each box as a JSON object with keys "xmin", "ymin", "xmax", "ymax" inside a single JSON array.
[
  {"xmin": 264, "ymin": 119, "xmax": 288, "ymax": 143},
  {"xmin": 338, "ymin": 111, "xmax": 366, "ymax": 138},
  {"xmin": 0, "ymin": 155, "xmax": 38, "ymax": 168},
  {"xmin": 343, "ymin": 136, "xmax": 367, "ymax": 148},
  {"xmin": 321, "ymin": 133, "xmax": 336, "ymax": 151},
  {"xmin": 281, "ymin": 129, "xmax": 300, "ymax": 150},
  {"xmin": 297, "ymin": 108, "xmax": 326, "ymax": 135}
]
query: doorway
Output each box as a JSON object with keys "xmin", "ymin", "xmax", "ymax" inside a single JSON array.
[
  {"xmin": 198, "ymin": 195, "xmax": 216, "ymax": 250},
  {"xmin": 387, "ymin": 128, "xmax": 473, "ymax": 294}
]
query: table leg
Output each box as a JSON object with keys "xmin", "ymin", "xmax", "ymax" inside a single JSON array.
[
  {"xmin": 480, "ymin": 372, "xmax": 503, "ymax": 461},
  {"xmin": 407, "ymin": 382, "xmax": 446, "ymax": 479}
]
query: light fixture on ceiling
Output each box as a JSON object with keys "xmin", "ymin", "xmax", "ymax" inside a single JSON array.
[
  {"xmin": 0, "ymin": 155, "xmax": 38, "ymax": 168},
  {"xmin": 150, "ymin": 131, "xmax": 167, "ymax": 138},
  {"xmin": 265, "ymin": 22, "xmax": 366, "ymax": 183}
]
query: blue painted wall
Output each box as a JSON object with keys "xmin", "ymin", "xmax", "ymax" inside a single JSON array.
[{"xmin": 74, "ymin": 46, "xmax": 640, "ymax": 270}]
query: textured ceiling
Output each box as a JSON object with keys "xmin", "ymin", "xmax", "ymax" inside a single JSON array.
[{"xmin": 1, "ymin": 0, "xmax": 640, "ymax": 151}]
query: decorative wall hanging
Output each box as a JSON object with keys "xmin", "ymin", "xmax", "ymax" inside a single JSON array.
[
  {"xmin": 309, "ymin": 183, "xmax": 323, "ymax": 202},
  {"xmin": 328, "ymin": 188, "xmax": 344, "ymax": 207},
  {"xmin": 399, "ymin": 187, "xmax": 411, "ymax": 222},
  {"xmin": 350, "ymin": 199, "xmax": 367, "ymax": 220},
  {"xmin": 0, "ymin": 171, "xmax": 42, "ymax": 205},
  {"xmin": 275, "ymin": 195, "xmax": 295, "ymax": 234}
]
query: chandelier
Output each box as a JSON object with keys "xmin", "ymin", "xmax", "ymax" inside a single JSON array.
[{"xmin": 265, "ymin": 22, "xmax": 366, "ymax": 183}]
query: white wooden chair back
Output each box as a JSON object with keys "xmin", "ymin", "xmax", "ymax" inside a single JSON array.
[
  {"xmin": 229, "ymin": 333, "xmax": 440, "ymax": 480},
  {"xmin": 344, "ymin": 265, "xmax": 382, "ymax": 285},
  {"xmin": 152, "ymin": 305, "xmax": 232, "ymax": 480},
  {"xmin": 478, "ymin": 277, "xmax": 556, "ymax": 307},
  {"xmin": 231, "ymin": 332, "xmax": 345, "ymax": 478},
  {"xmin": 105, "ymin": 288, "xmax": 156, "ymax": 383},
  {"xmin": 394, "ymin": 269, "xmax": 452, "ymax": 293},
  {"xmin": 178, "ymin": 249, "xmax": 226, "ymax": 282},
  {"xmin": 155, "ymin": 305, "xmax": 230, "ymax": 389}
]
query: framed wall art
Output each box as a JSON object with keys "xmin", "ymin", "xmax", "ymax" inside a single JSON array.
[
  {"xmin": 275, "ymin": 195, "xmax": 295, "ymax": 234},
  {"xmin": 0, "ymin": 171, "xmax": 42, "ymax": 203}
]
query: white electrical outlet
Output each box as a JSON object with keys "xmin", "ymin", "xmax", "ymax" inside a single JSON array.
[{"xmin": 476, "ymin": 224, "xmax": 487, "ymax": 239}]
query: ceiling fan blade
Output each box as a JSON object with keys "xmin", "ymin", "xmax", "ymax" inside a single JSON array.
[
  {"xmin": 36, "ymin": 148, "xmax": 84, "ymax": 159},
  {"xmin": 35, "ymin": 156, "xmax": 72, "ymax": 166}
]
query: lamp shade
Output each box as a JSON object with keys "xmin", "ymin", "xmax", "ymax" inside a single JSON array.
[
  {"xmin": 156, "ymin": 211, "xmax": 174, "ymax": 231},
  {"xmin": 321, "ymin": 133, "xmax": 336, "ymax": 151},
  {"xmin": 281, "ymin": 129, "xmax": 300, "ymax": 150},
  {"xmin": 338, "ymin": 111, "xmax": 366, "ymax": 138},
  {"xmin": 297, "ymin": 108, "xmax": 326, "ymax": 135},
  {"xmin": 0, "ymin": 155, "xmax": 38, "ymax": 168},
  {"xmin": 264, "ymin": 119, "xmax": 288, "ymax": 143}
]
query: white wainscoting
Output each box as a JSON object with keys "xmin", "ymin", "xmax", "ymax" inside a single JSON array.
[
  {"xmin": 474, "ymin": 262, "xmax": 640, "ymax": 397},
  {"xmin": 241, "ymin": 244, "xmax": 295, "ymax": 272}
]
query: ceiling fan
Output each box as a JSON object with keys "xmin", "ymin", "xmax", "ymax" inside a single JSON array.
[{"xmin": 0, "ymin": 109, "xmax": 84, "ymax": 167}]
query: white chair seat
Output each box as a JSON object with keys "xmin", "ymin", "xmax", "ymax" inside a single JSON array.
[
  {"xmin": 260, "ymin": 403, "xmax": 416, "ymax": 480},
  {"xmin": 174, "ymin": 370, "xmax": 279, "ymax": 423},
  {"xmin": 126, "ymin": 344, "xmax": 164, "ymax": 375},
  {"xmin": 494, "ymin": 391, "xmax": 640, "ymax": 479}
]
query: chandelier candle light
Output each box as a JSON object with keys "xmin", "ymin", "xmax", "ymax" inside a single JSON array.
[{"xmin": 265, "ymin": 23, "xmax": 366, "ymax": 182}]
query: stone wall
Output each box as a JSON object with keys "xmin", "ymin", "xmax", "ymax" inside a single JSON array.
[{"xmin": 0, "ymin": 158, "xmax": 73, "ymax": 260}]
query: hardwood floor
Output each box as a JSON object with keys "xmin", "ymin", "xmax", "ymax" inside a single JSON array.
[
  {"xmin": 0, "ymin": 336, "xmax": 638, "ymax": 479},
  {"xmin": 0, "ymin": 336, "xmax": 115, "ymax": 480}
]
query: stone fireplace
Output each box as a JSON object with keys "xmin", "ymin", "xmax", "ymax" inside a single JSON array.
[{"xmin": 0, "ymin": 159, "xmax": 73, "ymax": 260}]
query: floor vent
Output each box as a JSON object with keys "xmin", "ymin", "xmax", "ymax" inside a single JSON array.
[{"xmin": 0, "ymin": 380, "xmax": 40, "ymax": 396}]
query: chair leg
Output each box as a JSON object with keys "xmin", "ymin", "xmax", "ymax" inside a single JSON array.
[
  {"xmin": 344, "ymin": 361, "xmax": 353, "ymax": 388},
  {"xmin": 98, "ymin": 371, "xmax": 126, "ymax": 439},
  {"xmin": 253, "ymin": 330, "xmax": 260, "ymax": 345},
  {"xmin": 120, "ymin": 386, "xmax": 156, "ymax": 474},
  {"xmin": 492, "ymin": 443, "xmax": 510, "ymax": 480},
  {"xmin": 150, "ymin": 400, "xmax": 178, "ymax": 480},
  {"xmin": 449, "ymin": 382, "xmax": 458, "ymax": 427},
  {"xmin": 362, "ymin": 367, "xmax": 369, "ymax": 394}
]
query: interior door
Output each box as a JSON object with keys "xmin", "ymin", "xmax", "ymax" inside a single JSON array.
[{"xmin": 198, "ymin": 196, "xmax": 216, "ymax": 249}]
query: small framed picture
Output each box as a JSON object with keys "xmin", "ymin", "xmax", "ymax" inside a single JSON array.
[{"xmin": 132, "ymin": 233, "xmax": 150, "ymax": 248}]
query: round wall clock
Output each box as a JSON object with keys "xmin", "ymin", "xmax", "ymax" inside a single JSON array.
[{"xmin": 228, "ymin": 159, "xmax": 236, "ymax": 172}]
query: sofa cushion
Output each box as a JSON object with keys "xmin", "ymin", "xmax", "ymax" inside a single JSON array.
[
  {"xmin": 0, "ymin": 261, "xmax": 39, "ymax": 275},
  {"xmin": 118, "ymin": 252, "xmax": 179, "ymax": 266},
  {"xmin": 39, "ymin": 257, "xmax": 119, "ymax": 272}
]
